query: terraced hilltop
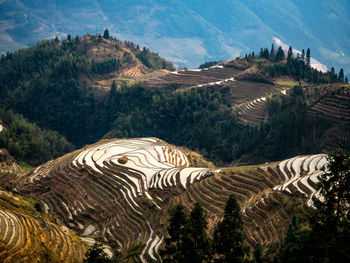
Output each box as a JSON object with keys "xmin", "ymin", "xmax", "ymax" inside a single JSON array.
[{"xmin": 14, "ymin": 137, "xmax": 329, "ymax": 262}]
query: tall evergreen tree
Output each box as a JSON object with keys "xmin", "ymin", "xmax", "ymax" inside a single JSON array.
[
  {"xmin": 161, "ymin": 203, "xmax": 212, "ymax": 263},
  {"xmin": 331, "ymin": 67, "xmax": 336, "ymax": 82},
  {"xmin": 103, "ymin": 28, "xmax": 110, "ymax": 39},
  {"xmin": 270, "ymin": 44, "xmax": 275, "ymax": 61},
  {"xmin": 188, "ymin": 203, "xmax": 213, "ymax": 263},
  {"xmin": 161, "ymin": 204, "xmax": 189, "ymax": 263},
  {"xmin": 306, "ymin": 48, "xmax": 311, "ymax": 65},
  {"xmin": 253, "ymin": 243, "xmax": 263, "ymax": 263},
  {"xmin": 287, "ymin": 46, "xmax": 293, "ymax": 61},
  {"xmin": 309, "ymin": 141, "xmax": 350, "ymax": 262},
  {"xmin": 301, "ymin": 49, "xmax": 305, "ymax": 62},
  {"xmin": 338, "ymin": 68, "xmax": 344, "ymax": 82},
  {"xmin": 275, "ymin": 47, "xmax": 285, "ymax": 62},
  {"xmin": 213, "ymin": 195, "xmax": 248, "ymax": 263},
  {"xmin": 276, "ymin": 143, "xmax": 350, "ymax": 263}
]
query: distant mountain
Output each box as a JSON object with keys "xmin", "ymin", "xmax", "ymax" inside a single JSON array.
[
  {"xmin": 0, "ymin": 0, "xmax": 350, "ymax": 74},
  {"xmin": 0, "ymin": 0, "xmax": 349, "ymax": 74}
]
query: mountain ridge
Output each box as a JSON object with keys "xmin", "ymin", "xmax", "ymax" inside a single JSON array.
[{"xmin": 1, "ymin": 0, "xmax": 349, "ymax": 74}]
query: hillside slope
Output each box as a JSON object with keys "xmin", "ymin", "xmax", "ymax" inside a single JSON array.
[
  {"xmin": 14, "ymin": 137, "xmax": 329, "ymax": 262},
  {"xmin": 0, "ymin": 153, "xmax": 86, "ymax": 263}
]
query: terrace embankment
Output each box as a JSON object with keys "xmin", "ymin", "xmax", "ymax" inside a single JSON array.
[{"xmin": 15, "ymin": 137, "xmax": 329, "ymax": 262}]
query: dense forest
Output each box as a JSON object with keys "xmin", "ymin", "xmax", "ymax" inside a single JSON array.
[
  {"xmin": 0, "ymin": 35, "xmax": 347, "ymax": 165},
  {"xmin": 0, "ymin": 109, "xmax": 72, "ymax": 165}
]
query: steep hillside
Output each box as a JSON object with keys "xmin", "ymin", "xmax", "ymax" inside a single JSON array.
[
  {"xmin": 14, "ymin": 137, "xmax": 329, "ymax": 262},
  {"xmin": 0, "ymin": 34, "xmax": 173, "ymax": 147},
  {"xmin": 0, "ymin": 149, "xmax": 87, "ymax": 262},
  {"xmin": 0, "ymin": 191, "xmax": 86, "ymax": 263}
]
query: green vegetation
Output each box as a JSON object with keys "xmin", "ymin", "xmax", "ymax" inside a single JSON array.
[
  {"xmin": 83, "ymin": 242, "xmax": 117, "ymax": 263},
  {"xmin": 136, "ymin": 47, "xmax": 175, "ymax": 70},
  {"xmin": 162, "ymin": 196, "xmax": 248, "ymax": 263},
  {"xmin": 103, "ymin": 29, "xmax": 110, "ymax": 39},
  {"xmin": 0, "ymin": 109, "xmax": 72, "ymax": 165},
  {"xmin": 198, "ymin": 61, "xmax": 222, "ymax": 69},
  {"xmin": 0, "ymin": 33, "xmax": 173, "ymax": 149},
  {"xmin": 213, "ymin": 195, "xmax": 249, "ymax": 263},
  {"xmin": 0, "ymin": 37, "xmax": 347, "ymax": 166},
  {"xmin": 161, "ymin": 202, "xmax": 213, "ymax": 262}
]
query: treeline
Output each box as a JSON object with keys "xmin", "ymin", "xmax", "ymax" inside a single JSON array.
[
  {"xmin": 91, "ymin": 58, "xmax": 122, "ymax": 74},
  {"xmin": 198, "ymin": 61, "xmax": 222, "ymax": 69},
  {"xmin": 136, "ymin": 47, "xmax": 175, "ymax": 70},
  {"xmin": 245, "ymin": 44, "xmax": 347, "ymax": 84},
  {"xmin": 161, "ymin": 195, "xmax": 249, "ymax": 263},
  {"xmin": 0, "ymin": 109, "xmax": 72, "ymax": 165}
]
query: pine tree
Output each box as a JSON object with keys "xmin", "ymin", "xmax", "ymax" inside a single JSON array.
[
  {"xmin": 287, "ymin": 46, "xmax": 293, "ymax": 61},
  {"xmin": 103, "ymin": 28, "xmax": 110, "ymax": 39},
  {"xmin": 161, "ymin": 204, "xmax": 189, "ymax": 262},
  {"xmin": 301, "ymin": 49, "xmax": 305, "ymax": 62},
  {"xmin": 275, "ymin": 47, "xmax": 285, "ymax": 62},
  {"xmin": 306, "ymin": 48, "xmax": 311, "ymax": 65},
  {"xmin": 338, "ymin": 68, "xmax": 344, "ymax": 82},
  {"xmin": 310, "ymin": 142, "xmax": 350, "ymax": 260},
  {"xmin": 331, "ymin": 67, "xmax": 336, "ymax": 82},
  {"xmin": 253, "ymin": 243, "xmax": 263, "ymax": 263},
  {"xmin": 270, "ymin": 44, "xmax": 275, "ymax": 61},
  {"xmin": 213, "ymin": 195, "xmax": 248, "ymax": 263},
  {"xmin": 161, "ymin": 203, "xmax": 212, "ymax": 263},
  {"xmin": 188, "ymin": 203, "xmax": 213, "ymax": 263}
]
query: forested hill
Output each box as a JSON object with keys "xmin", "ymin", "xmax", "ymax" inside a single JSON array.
[
  {"xmin": 0, "ymin": 35, "xmax": 349, "ymax": 167},
  {"xmin": 0, "ymin": 32, "xmax": 174, "ymax": 149}
]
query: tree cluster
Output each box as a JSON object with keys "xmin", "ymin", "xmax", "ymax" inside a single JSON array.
[
  {"xmin": 161, "ymin": 195, "xmax": 250, "ymax": 263},
  {"xmin": 0, "ymin": 109, "xmax": 72, "ymax": 165},
  {"xmin": 136, "ymin": 47, "xmax": 175, "ymax": 70}
]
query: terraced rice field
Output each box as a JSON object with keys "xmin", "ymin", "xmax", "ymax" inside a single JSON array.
[
  {"xmin": 17, "ymin": 138, "xmax": 217, "ymax": 262},
  {"xmin": 235, "ymin": 96, "xmax": 268, "ymax": 126},
  {"xmin": 144, "ymin": 66, "xmax": 241, "ymax": 88},
  {"xmin": 308, "ymin": 90, "xmax": 350, "ymax": 124},
  {"xmin": 16, "ymin": 138, "xmax": 328, "ymax": 262},
  {"xmin": 0, "ymin": 208, "xmax": 85, "ymax": 262},
  {"xmin": 272, "ymin": 154, "xmax": 328, "ymax": 206},
  {"xmin": 0, "ymin": 149, "xmax": 22, "ymax": 187},
  {"xmin": 233, "ymin": 89, "xmax": 288, "ymax": 126}
]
